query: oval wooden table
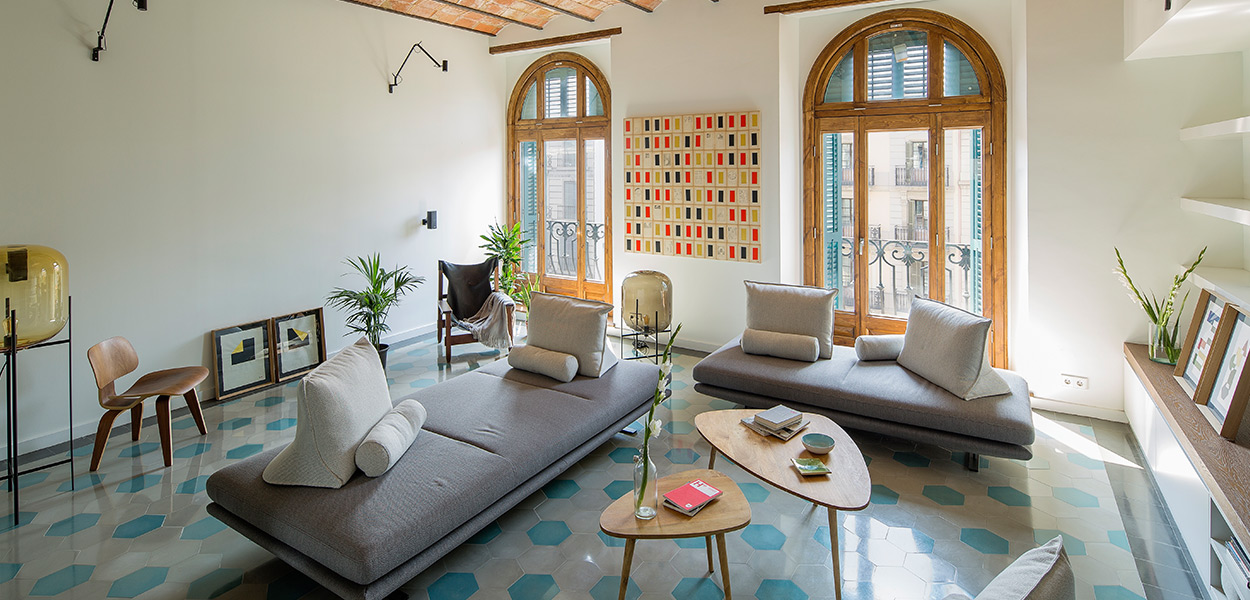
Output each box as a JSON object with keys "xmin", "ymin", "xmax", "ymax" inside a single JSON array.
[
  {"xmin": 694, "ymin": 409, "xmax": 871, "ymax": 600},
  {"xmin": 599, "ymin": 469, "xmax": 751, "ymax": 600}
]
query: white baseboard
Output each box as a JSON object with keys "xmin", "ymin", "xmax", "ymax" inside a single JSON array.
[{"xmin": 1030, "ymin": 395, "xmax": 1127, "ymax": 423}]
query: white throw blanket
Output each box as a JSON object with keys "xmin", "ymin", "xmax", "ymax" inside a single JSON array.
[{"xmin": 457, "ymin": 291, "xmax": 515, "ymax": 349}]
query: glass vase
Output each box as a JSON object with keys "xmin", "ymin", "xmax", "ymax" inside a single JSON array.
[
  {"xmin": 1148, "ymin": 322, "xmax": 1178, "ymax": 365},
  {"xmin": 633, "ymin": 450, "xmax": 658, "ymax": 520}
]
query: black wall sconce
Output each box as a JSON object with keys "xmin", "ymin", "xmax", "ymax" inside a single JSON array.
[
  {"xmin": 92, "ymin": 0, "xmax": 147, "ymax": 62},
  {"xmin": 389, "ymin": 43, "xmax": 448, "ymax": 94},
  {"xmin": 422, "ymin": 211, "xmax": 438, "ymax": 230}
]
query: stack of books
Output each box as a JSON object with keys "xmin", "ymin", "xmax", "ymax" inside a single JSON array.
[
  {"xmin": 1223, "ymin": 537, "xmax": 1250, "ymax": 592},
  {"xmin": 741, "ymin": 405, "xmax": 810, "ymax": 441},
  {"xmin": 663, "ymin": 479, "xmax": 723, "ymax": 516}
]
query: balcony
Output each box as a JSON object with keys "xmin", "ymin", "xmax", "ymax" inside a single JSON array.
[{"xmin": 544, "ymin": 219, "xmax": 605, "ymax": 281}]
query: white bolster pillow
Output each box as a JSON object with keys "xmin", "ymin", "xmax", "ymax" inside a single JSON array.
[
  {"xmin": 356, "ymin": 399, "xmax": 427, "ymax": 477},
  {"xmin": 741, "ymin": 328, "xmax": 820, "ymax": 363},
  {"xmin": 508, "ymin": 344, "xmax": 579, "ymax": 382},
  {"xmin": 854, "ymin": 334, "xmax": 906, "ymax": 361}
]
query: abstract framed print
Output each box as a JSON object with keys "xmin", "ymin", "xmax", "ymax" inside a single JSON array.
[
  {"xmin": 211, "ymin": 319, "xmax": 275, "ymax": 401},
  {"xmin": 1174, "ymin": 289, "xmax": 1235, "ymax": 398},
  {"xmin": 272, "ymin": 308, "xmax": 326, "ymax": 381},
  {"xmin": 1195, "ymin": 304, "xmax": 1250, "ymax": 442}
]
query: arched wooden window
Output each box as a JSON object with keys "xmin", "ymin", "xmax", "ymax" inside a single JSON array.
[
  {"xmin": 803, "ymin": 9, "xmax": 1008, "ymax": 365},
  {"xmin": 507, "ymin": 52, "xmax": 612, "ymax": 305}
]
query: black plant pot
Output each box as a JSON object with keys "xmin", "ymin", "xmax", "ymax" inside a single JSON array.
[{"xmin": 375, "ymin": 343, "xmax": 389, "ymax": 371}]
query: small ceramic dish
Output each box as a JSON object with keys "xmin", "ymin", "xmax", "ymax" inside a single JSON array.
[{"xmin": 801, "ymin": 433, "xmax": 836, "ymax": 455}]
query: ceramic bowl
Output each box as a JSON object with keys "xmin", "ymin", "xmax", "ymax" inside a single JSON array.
[{"xmin": 801, "ymin": 433, "xmax": 836, "ymax": 455}]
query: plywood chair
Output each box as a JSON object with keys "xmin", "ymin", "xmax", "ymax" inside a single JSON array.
[
  {"xmin": 86, "ymin": 336, "xmax": 209, "ymax": 471},
  {"xmin": 437, "ymin": 257, "xmax": 514, "ymax": 363}
]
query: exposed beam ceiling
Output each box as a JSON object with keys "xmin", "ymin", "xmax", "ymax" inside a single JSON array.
[{"xmin": 345, "ymin": 0, "xmax": 662, "ymax": 36}]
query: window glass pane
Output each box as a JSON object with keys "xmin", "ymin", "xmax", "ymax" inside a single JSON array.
[
  {"xmin": 821, "ymin": 132, "xmax": 854, "ymax": 310},
  {"xmin": 519, "ymin": 141, "xmax": 539, "ymax": 273},
  {"xmin": 944, "ymin": 128, "xmax": 984, "ymax": 314},
  {"xmin": 823, "ymin": 54, "xmax": 854, "ymax": 104},
  {"xmin": 520, "ymin": 82, "xmax": 537, "ymax": 120},
  {"xmin": 586, "ymin": 77, "xmax": 604, "ymax": 117},
  {"xmin": 943, "ymin": 42, "xmax": 980, "ymax": 97},
  {"xmin": 866, "ymin": 129, "xmax": 929, "ymax": 317},
  {"xmin": 544, "ymin": 139, "xmax": 578, "ymax": 278},
  {"xmin": 584, "ymin": 139, "xmax": 606, "ymax": 282},
  {"xmin": 544, "ymin": 67, "xmax": 577, "ymax": 118},
  {"xmin": 867, "ymin": 30, "xmax": 928, "ymax": 100}
]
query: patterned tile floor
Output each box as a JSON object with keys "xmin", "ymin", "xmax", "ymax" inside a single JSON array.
[{"xmin": 0, "ymin": 335, "xmax": 1202, "ymax": 599}]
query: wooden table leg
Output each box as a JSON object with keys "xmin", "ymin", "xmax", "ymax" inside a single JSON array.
[
  {"xmin": 716, "ymin": 533, "xmax": 732, "ymax": 599},
  {"xmin": 618, "ymin": 538, "xmax": 636, "ymax": 600},
  {"xmin": 828, "ymin": 507, "xmax": 841, "ymax": 600},
  {"xmin": 705, "ymin": 536, "xmax": 714, "ymax": 572},
  {"xmin": 707, "ymin": 447, "xmax": 717, "ymax": 470}
]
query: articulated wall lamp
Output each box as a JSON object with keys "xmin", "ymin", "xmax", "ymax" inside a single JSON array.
[
  {"xmin": 389, "ymin": 42, "xmax": 448, "ymax": 94},
  {"xmin": 92, "ymin": 0, "xmax": 147, "ymax": 62}
]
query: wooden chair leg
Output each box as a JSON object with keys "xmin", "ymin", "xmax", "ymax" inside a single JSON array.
[
  {"xmin": 130, "ymin": 403, "xmax": 144, "ymax": 441},
  {"xmin": 90, "ymin": 410, "xmax": 124, "ymax": 471},
  {"xmin": 444, "ymin": 321, "xmax": 453, "ymax": 364},
  {"xmin": 156, "ymin": 395, "xmax": 173, "ymax": 467},
  {"xmin": 184, "ymin": 388, "xmax": 208, "ymax": 435}
]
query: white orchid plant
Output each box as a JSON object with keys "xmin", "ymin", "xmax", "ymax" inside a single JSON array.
[{"xmin": 635, "ymin": 323, "xmax": 682, "ymax": 514}]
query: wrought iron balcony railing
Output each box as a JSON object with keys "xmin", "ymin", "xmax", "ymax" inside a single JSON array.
[{"xmin": 545, "ymin": 219, "xmax": 605, "ymax": 281}]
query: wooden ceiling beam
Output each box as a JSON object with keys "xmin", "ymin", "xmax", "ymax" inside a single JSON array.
[
  {"xmin": 423, "ymin": 0, "xmax": 546, "ymax": 30},
  {"xmin": 763, "ymin": 0, "xmax": 903, "ymax": 15},
  {"xmin": 335, "ymin": 0, "xmax": 496, "ymax": 35},
  {"xmin": 489, "ymin": 27, "xmax": 622, "ymax": 54},
  {"xmin": 614, "ymin": 0, "xmax": 653, "ymax": 13},
  {"xmin": 523, "ymin": 0, "xmax": 596, "ymax": 22}
]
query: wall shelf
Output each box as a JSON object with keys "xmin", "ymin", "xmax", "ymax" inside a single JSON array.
[
  {"xmin": 1181, "ymin": 117, "xmax": 1250, "ymax": 141},
  {"xmin": 1182, "ymin": 198, "xmax": 1250, "ymax": 227},
  {"xmin": 1192, "ymin": 267, "xmax": 1250, "ymax": 308}
]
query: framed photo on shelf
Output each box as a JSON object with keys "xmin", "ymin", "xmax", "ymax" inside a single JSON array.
[
  {"xmin": 272, "ymin": 308, "xmax": 326, "ymax": 381},
  {"xmin": 212, "ymin": 319, "xmax": 275, "ymax": 401},
  {"xmin": 1174, "ymin": 289, "xmax": 1236, "ymax": 397},
  {"xmin": 1194, "ymin": 304, "xmax": 1250, "ymax": 442}
]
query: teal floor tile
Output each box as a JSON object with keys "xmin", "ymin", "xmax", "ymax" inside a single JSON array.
[
  {"xmin": 741, "ymin": 524, "xmax": 786, "ymax": 550},
  {"xmin": 1108, "ymin": 530, "xmax": 1131, "ymax": 552},
  {"xmin": 116, "ymin": 474, "xmax": 162, "ymax": 493},
  {"xmin": 0, "ymin": 512, "xmax": 37, "ymax": 533},
  {"xmin": 113, "ymin": 515, "xmax": 165, "ymax": 539},
  {"xmin": 604, "ymin": 480, "xmax": 633, "ymax": 500},
  {"xmin": 526, "ymin": 521, "xmax": 572, "ymax": 546},
  {"xmin": 108, "ymin": 566, "xmax": 168, "ymax": 598},
  {"xmin": 226, "ymin": 444, "xmax": 263, "ymax": 459},
  {"xmin": 173, "ymin": 443, "xmax": 212, "ymax": 459},
  {"xmin": 57, "ymin": 474, "xmax": 104, "ymax": 492},
  {"xmin": 1093, "ymin": 585, "xmax": 1146, "ymax": 600},
  {"xmin": 987, "ymin": 486, "xmax": 1032, "ymax": 507},
  {"xmin": 47, "ymin": 513, "xmax": 100, "ymax": 536},
  {"xmin": 541, "ymin": 479, "xmax": 580, "ymax": 499},
  {"xmin": 177, "ymin": 475, "xmax": 210, "ymax": 495},
  {"xmin": 428, "ymin": 572, "xmax": 479, "ymax": 600},
  {"xmin": 1053, "ymin": 487, "xmax": 1100, "ymax": 508},
  {"xmin": 187, "ymin": 568, "xmax": 244, "ymax": 599},
  {"xmin": 755, "ymin": 579, "xmax": 808, "ymax": 600},
  {"xmin": 30, "ymin": 564, "xmax": 93, "ymax": 596},
  {"xmin": 118, "ymin": 442, "xmax": 161, "ymax": 458},
  {"xmin": 466, "ymin": 523, "xmax": 501, "ymax": 545},
  {"xmin": 960, "ymin": 528, "xmax": 1009, "ymax": 555},
  {"xmin": 182, "ymin": 516, "xmax": 227, "ymax": 540},
  {"xmin": 0, "ymin": 563, "xmax": 19, "ymax": 584},
  {"xmin": 267, "ymin": 418, "xmax": 297, "ymax": 431},
  {"xmin": 591, "ymin": 576, "xmax": 641, "ymax": 600},
  {"xmin": 508, "ymin": 573, "xmax": 559, "ymax": 600},
  {"xmin": 672, "ymin": 577, "xmax": 725, "ymax": 600},
  {"xmin": 870, "ymin": 484, "xmax": 899, "ymax": 505}
]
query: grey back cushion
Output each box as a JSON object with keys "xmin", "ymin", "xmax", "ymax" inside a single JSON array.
[
  {"xmin": 526, "ymin": 292, "xmax": 615, "ymax": 377},
  {"xmin": 263, "ymin": 337, "xmax": 393, "ymax": 488},
  {"xmin": 972, "ymin": 535, "xmax": 1075, "ymax": 600},
  {"xmin": 744, "ymin": 281, "xmax": 837, "ymax": 359},
  {"xmin": 741, "ymin": 328, "xmax": 819, "ymax": 362},
  {"xmin": 897, "ymin": 297, "xmax": 1010, "ymax": 400}
]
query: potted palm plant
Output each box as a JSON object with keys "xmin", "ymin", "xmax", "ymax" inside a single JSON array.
[
  {"xmin": 325, "ymin": 253, "xmax": 424, "ymax": 369},
  {"xmin": 479, "ymin": 222, "xmax": 537, "ymax": 310}
]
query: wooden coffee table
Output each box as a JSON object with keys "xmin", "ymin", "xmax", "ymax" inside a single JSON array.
[
  {"xmin": 694, "ymin": 409, "xmax": 871, "ymax": 600},
  {"xmin": 599, "ymin": 469, "xmax": 750, "ymax": 600}
]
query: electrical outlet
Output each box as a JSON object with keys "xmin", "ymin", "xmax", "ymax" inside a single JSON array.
[{"xmin": 1061, "ymin": 374, "xmax": 1089, "ymax": 390}]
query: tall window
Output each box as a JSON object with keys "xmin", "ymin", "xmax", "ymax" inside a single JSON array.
[
  {"xmin": 507, "ymin": 53, "xmax": 612, "ymax": 305},
  {"xmin": 803, "ymin": 9, "xmax": 1008, "ymax": 365}
]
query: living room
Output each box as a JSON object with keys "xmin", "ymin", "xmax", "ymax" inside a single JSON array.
[{"xmin": 1, "ymin": 0, "xmax": 1248, "ymax": 598}]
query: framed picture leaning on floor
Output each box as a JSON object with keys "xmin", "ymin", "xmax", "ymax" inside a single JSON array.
[
  {"xmin": 211, "ymin": 319, "xmax": 275, "ymax": 401},
  {"xmin": 272, "ymin": 307, "xmax": 326, "ymax": 381}
]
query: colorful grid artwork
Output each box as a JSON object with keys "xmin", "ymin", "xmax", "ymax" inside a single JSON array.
[{"xmin": 623, "ymin": 111, "xmax": 762, "ymax": 262}]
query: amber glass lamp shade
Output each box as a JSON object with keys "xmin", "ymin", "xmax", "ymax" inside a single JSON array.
[
  {"xmin": 1, "ymin": 245, "xmax": 68, "ymax": 350},
  {"xmin": 622, "ymin": 270, "xmax": 672, "ymax": 333}
]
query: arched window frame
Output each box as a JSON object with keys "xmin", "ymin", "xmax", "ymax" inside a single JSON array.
[
  {"xmin": 506, "ymin": 52, "xmax": 613, "ymax": 304},
  {"xmin": 802, "ymin": 9, "xmax": 1009, "ymax": 366}
]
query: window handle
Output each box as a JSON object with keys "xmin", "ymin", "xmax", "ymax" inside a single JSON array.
[{"xmin": 858, "ymin": 238, "xmax": 864, "ymax": 255}]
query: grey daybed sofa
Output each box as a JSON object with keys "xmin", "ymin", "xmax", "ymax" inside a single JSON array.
[
  {"xmin": 692, "ymin": 336, "xmax": 1034, "ymax": 467},
  {"xmin": 205, "ymin": 358, "xmax": 660, "ymax": 600}
]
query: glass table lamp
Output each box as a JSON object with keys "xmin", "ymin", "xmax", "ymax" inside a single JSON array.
[
  {"xmin": 1, "ymin": 245, "xmax": 69, "ymax": 349},
  {"xmin": 622, "ymin": 270, "xmax": 672, "ymax": 333}
]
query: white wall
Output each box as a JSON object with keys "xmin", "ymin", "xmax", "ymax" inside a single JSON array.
[{"xmin": 0, "ymin": 0, "xmax": 505, "ymax": 452}]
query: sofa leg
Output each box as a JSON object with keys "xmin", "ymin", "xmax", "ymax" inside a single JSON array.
[{"xmin": 964, "ymin": 452, "xmax": 980, "ymax": 472}]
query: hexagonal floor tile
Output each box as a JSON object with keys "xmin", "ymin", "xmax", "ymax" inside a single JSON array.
[
  {"xmin": 673, "ymin": 576, "xmax": 726, "ymax": 600},
  {"xmin": 1092, "ymin": 585, "xmax": 1146, "ymax": 600},
  {"xmin": 987, "ymin": 486, "xmax": 1031, "ymax": 507},
  {"xmin": 886, "ymin": 528, "xmax": 934, "ymax": 553},
  {"xmin": 604, "ymin": 480, "xmax": 633, "ymax": 500},
  {"xmin": 508, "ymin": 573, "xmax": 559, "ymax": 600},
  {"xmin": 1033, "ymin": 530, "xmax": 1086, "ymax": 556},
  {"xmin": 467, "ymin": 522, "xmax": 502, "ymax": 544},
  {"xmin": 181, "ymin": 516, "xmax": 227, "ymax": 541},
  {"xmin": 739, "ymin": 482, "xmax": 770, "ymax": 503},
  {"xmin": 186, "ymin": 568, "xmax": 244, "ymax": 599},
  {"xmin": 542, "ymin": 479, "xmax": 580, "ymax": 499},
  {"xmin": 255, "ymin": 396, "xmax": 284, "ymax": 407},
  {"xmin": 226, "ymin": 444, "xmax": 264, "ymax": 460},
  {"xmin": 527, "ymin": 521, "xmax": 572, "ymax": 546},
  {"xmin": 17, "ymin": 472, "xmax": 48, "ymax": 489},
  {"xmin": 29, "ymin": 564, "xmax": 93, "ymax": 596},
  {"xmin": 1053, "ymin": 487, "xmax": 1100, "ymax": 508},
  {"xmin": 755, "ymin": 579, "xmax": 808, "ymax": 600},
  {"xmin": 666, "ymin": 448, "xmax": 701, "ymax": 464},
  {"xmin": 870, "ymin": 484, "xmax": 899, "ymax": 505},
  {"xmin": 116, "ymin": 474, "xmax": 162, "ymax": 493},
  {"xmin": 267, "ymin": 418, "xmax": 297, "ymax": 431},
  {"xmin": 108, "ymin": 566, "xmax": 168, "ymax": 598},
  {"xmin": 741, "ymin": 524, "xmax": 786, "ymax": 550},
  {"xmin": 813, "ymin": 526, "xmax": 835, "ymax": 551},
  {"xmin": 118, "ymin": 442, "xmax": 161, "ymax": 458},
  {"xmin": 217, "ymin": 417, "xmax": 252, "ymax": 430},
  {"xmin": 960, "ymin": 528, "xmax": 1009, "ymax": 555},
  {"xmin": 173, "ymin": 443, "xmax": 212, "ymax": 459},
  {"xmin": 409, "ymin": 379, "xmax": 437, "ymax": 389},
  {"xmin": 668, "ymin": 397, "xmax": 691, "ymax": 410},
  {"xmin": 46, "ymin": 513, "xmax": 100, "ymax": 536},
  {"xmin": 1108, "ymin": 530, "xmax": 1131, "ymax": 552},
  {"xmin": 0, "ymin": 563, "xmax": 19, "ymax": 584},
  {"xmin": 57, "ymin": 474, "xmax": 104, "ymax": 492},
  {"xmin": 608, "ymin": 448, "xmax": 639, "ymax": 464},
  {"xmin": 674, "ymin": 537, "xmax": 707, "ymax": 549},
  {"xmin": 171, "ymin": 418, "xmax": 200, "ymax": 430},
  {"xmin": 922, "ymin": 485, "xmax": 965, "ymax": 506},
  {"xmin": 597, "ymin": 531, "xmax": 626, "ymax": 548},
  {"xmin": 429, "ymin": 572, "xmax": 479, "ymax": 600},
  {"xmin": 663, "ymin": 421, "xmax": 695, "ymax": 435},
  {"xmin": 0, "ymin": 512, "xmax": 36, "ymax": 533},
  {"xmin": 891, "ymin": 451, "xmax": 930, "ymax": 468},
  {"xmin": 177, "ymin": 476, "xmax": 210, "ymax": 495},
  {"xmin": 591, "ymin": 575, "xmax": 641, "ymax": 600},
  {"xmin": 113, "ymin": 515, "xmax": 165, "ymax": 539},
  {"xmin": 1066, "ymin": 453, "xmax": 1105, "ymax": 470}
]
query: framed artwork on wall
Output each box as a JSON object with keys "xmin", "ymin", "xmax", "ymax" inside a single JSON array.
[
  {"xmin": 1174, "ymin": 289, "xmax": 1236, "ymax": 398},
  {"xmin": 1194, "ymin": 304, "xmax": 1250, "ymax": 442},
  {"xmin": 212, "ymin": 319, "xmax": 275, "ymax": 401},
  {"xmin": 272, "ymin": 308, "xmax": 326, "ymax": 381}
]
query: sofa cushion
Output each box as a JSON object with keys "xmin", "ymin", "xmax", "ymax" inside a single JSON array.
[
  {"xmin": 855, "ymin": 334, "xmax": 905, "ymax": 361},
  {"xmin": 741, "ymin": 328, "xmax": 820, "ymax": 362},
  {"xmin": 744, "ymin": 281, "xmax": 837, "ymax": 359},
  {"xmin": 263, "ymin": 337, "xmax": 392, "ymax": 488},
  {"xmin": 526, "ymin": 292, "xmax": 616, "ymax": 377},
  {"xmin": 691, "ymin": 337, "xmax": 1034, "ymax": 447},
  {"xmin": 897, "ymin": 297, "xmax": 1011, "ymax": 400},
  {"xmin": 974, "ymin": 535, "xmax": 1074, "ymax": 600},
  {"xmin": 508, "ymin": 344, "xmax": 579, "ymax": 382},
  {"xmin": 356, "ymin": 400, "xmax": 427, "ymax": 477}
]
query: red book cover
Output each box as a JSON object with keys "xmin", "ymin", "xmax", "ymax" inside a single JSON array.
[{"xmin": 663, "ymin": 479, "xmax": 723, "ymax": 511}]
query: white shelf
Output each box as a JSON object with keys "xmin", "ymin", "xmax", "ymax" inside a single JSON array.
[
  {"xmin": 1182, "ymin": 198, "xmax": 1250, "ymax": 226},
  {"xmin": 1193, "ymin": 268, "xmax": 1250, "ymax": 308},
  {"xmin": 1182, "ymin": 117, "xmax": 1250, "ymax": 141}
]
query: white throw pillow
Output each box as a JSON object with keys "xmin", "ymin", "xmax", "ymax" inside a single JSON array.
[
  {"xmin": 508, "ymin": 344, "xmax": 579, "ymax": 382},
  {"xmin": 741, "ymin": 328, "xmax": 820, "ymax": 362},
  {"xmin": 974, "ymin": 536, "xmax": 1075, "ymax": 600},
  {"xmin": 263, "ymin": 337, "xmax": 393, "ymax": 488},
  {"xmin": 356, "ymin": 399, "xmax": 427, "ymax": 477},
  {"xmin": 744, "ymin": 281, "xmax": 837, "ymax": 359},
  {"xmin": 526, "ymin": 292, "xmax": 616, "ymax": 377},
  {"xmin": 896, "ymin": 297, "xmax": 1011, "ymax": 400}
]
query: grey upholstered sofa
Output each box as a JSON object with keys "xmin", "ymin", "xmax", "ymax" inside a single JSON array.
[
  {"xmin": 692, "ymin": 336, "xmax": 1034, "ymax": 467},
  {"xmin": 205, "ymin": 358, "xmax": 660, "ymax": 600}
]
